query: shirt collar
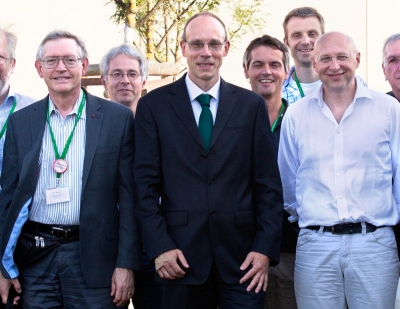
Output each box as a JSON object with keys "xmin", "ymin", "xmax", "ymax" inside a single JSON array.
[
  {"xmin": 48, "ymin": 89, "xmax": 86, "ymax": 119},
  {"xmin": 185, "ymin": 74, "xmax": 221, "ymax": 102},
  {"xmin": 1, "ymin": 85, "xmax": 14, "ymax": 107},
  {"xmin": 309, "ymin": 77, "xmax": 372, "ymax": 108}
]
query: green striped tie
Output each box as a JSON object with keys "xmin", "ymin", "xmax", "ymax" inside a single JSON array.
[{"xmin": 197, "ymin": 94, "xmax": 213, "ymax": 153}]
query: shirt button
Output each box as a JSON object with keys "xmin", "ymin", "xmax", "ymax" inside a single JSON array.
[
  {"xmin": 342, "ymin": 218, "xmax": 346, "ymax": 221},
  {"xmin": 337, "ymin": 151, "xmax": 340, "ymax": 155},
  {"xmin": 339, "ymin": 195, "xmax": 342, "ymax": 199},
  {"xmin": 337, "ymin": 173, "xmax": 341, "ymax": 176},
  {"xmin": 337, "ymin": 130, "xmax": 340, "ymax": 134}
]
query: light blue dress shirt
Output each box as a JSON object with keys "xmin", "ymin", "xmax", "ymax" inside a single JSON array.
[{"xmin": 278, "ymin": 78, "xmax": 400, "ymax": 227}]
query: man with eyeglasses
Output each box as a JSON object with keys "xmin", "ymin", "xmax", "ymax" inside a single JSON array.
[
  {"xmin": 100, "ymin": 44, "xmax": 162, "ymax": 309},
  {"xmin": 278, "ymin": 31, "xmax": 400, "ymax": 309},
  {"xmin": 382, "ymin": 34, "xmax": 400, "ymax": 103},
  {"xmin": 0, "ymin": 30, "xmax": 141, "ymax": 308},
  {"xmin": 134, "ymin": 11, "xmax": 283, "ymax": 309},
  {"xmin": 0, "ymin": 28, "xmax": 35, "ymax": 193},
  {"xmin": 100, "ymin": 44, "xmax": 148, "ymax": 115}
]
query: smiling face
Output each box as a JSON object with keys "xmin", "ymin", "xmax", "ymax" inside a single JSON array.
[
  {"xmin": 180, "ymin": 15, "xmax": 230, "ymax": 91},
  {"xmin": 284, "ymin": 16, "xmax": 322, "ymax": 68},
  {"xmin": 101, "ymin": 54, "xmax": 145, "ymax": 111},
  {"xmin": 312, "ymin": 32, "xmax": 360, "ymax": 93},
  {"xmin": 382, "ymin": 39, "xmax": 400, "ymax": 99},
  {"xmin": 35, "ymin": 38, "xmax": 88, "ymax": 98},
  {"xmin": 244, "ymin": 45, "xmax": 288, "ymax": 101}
]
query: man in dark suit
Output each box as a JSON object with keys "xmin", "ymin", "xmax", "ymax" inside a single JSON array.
[
  {"xmin": 134, "ymin": 12, "xmax": 283, "ymax": 309},
  {"xmin": 0, "ymin": 30, "xmax": 141, "ymax": 308}
]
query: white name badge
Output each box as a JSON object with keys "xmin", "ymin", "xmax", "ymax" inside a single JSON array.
[{"xmin": 46, "ymin": 187, "xmax": 70, "ymax": 205}]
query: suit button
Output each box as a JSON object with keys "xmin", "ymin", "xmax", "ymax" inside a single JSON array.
[
  {"xmin": 208, "ymin": 182, "xmax": 214, "ymax": 186},
  {"xmin": 210, "ymin": 211, "xmax": 216, "ymax": 216},
  {"xmin": 201, "ymin": 154, "xmax": 207, "ymax": 159}
]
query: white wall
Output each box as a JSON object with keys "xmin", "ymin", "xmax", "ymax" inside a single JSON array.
[{"xmin": 1, "ymin": 0, "xmax": 399, "ymax": 99}]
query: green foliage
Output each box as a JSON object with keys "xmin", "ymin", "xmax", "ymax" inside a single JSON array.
[{"xmin": 106, "ymin": 0, "xmax": 266, "ymax": 62}]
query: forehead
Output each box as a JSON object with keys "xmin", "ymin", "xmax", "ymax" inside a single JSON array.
[
  {"xmin": 42, "ymin": 38, "xmax": 80, "ymax": 57},
  {"xmin": 386, "ymin": 40, "xmax": 400, "ymax": 58},
  {"xmin": 109, "ymin": 54, "xmax": 140, "ymax": 71},
  {"xmin": 286, "ymin": 16, "xmax": 322, "ymax": 35},
  {"xmin": 250, "ymin": 45, "xmax": 284, "ymax": 64},
  {"xmin": 185, "ymin": 16, "xmax": 225, "ymax": 41},
  {"xmin": 0, "ymin": 32, "xmax": 9, "ymax": 56},
  {"xmin": 315, "ymin": 34, "xmax": 352, "ymax": 55}
]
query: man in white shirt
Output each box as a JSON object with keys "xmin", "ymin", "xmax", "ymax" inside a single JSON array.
[{"xmin": 278, "ymin": 31, "xmax": 400, "ymax": 309}]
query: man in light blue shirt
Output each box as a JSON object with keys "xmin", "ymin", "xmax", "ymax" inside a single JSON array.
[
  {"xmin": 279, "ymin": 31, "xmax": 400, "ymax": 309},
  {"xmin": 0, "ymin": 28, "xmax": 35, "ymax": 182}
]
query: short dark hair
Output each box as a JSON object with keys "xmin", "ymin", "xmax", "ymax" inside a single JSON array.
[
  {"xmin": 181, "ymin": 11, "xmax": 228, "ymax": 42},
  {"xmin": 36, "ymin": 30, "xmax": 88, "ymax": 60},
  {"xmin": 243, "ymin": 35, "xmax": 290, "ymax": 73},
  {"xmin": 283, "ymin": 7, "xmax": 325, "ymax": 40}
]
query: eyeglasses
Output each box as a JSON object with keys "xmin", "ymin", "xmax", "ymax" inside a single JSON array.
[
  {"xmin": 0, "ymin": 56, "xmax": 11, "ymax": 65},
  {"xmin": 40, "ymin": 56, "xmax": 82, "ymax": 69},
  {"xmin": 108, "ymin": 71, "xmax": 141, "ymax": 80},
  {"xmin": 184, "ymin": 41, "xmax": 226, "ymax": 51},
  {"xmin": 315, "ymin": 51, "xmax": 357, "ymax": 64}
]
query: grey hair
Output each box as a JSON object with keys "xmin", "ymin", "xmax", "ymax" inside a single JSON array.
[
  {"xmin": 382, "ymin": 33, "xmax": 400, "ymax": 67},
  {"xmin": 0, "ymin": 27, "xmax": 17, "ymax": 60},
  {"xmin": 100, "ymin": 44, "xmax": 149, "ymax": 82},
  {"xmin": 36, "ymin": 30, "xmax": 88, "ymax": 60}
]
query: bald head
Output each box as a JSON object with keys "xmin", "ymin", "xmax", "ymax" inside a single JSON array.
[{"xmin": 314, "ymin": 32, "xmax": 357, "ymax": 58}]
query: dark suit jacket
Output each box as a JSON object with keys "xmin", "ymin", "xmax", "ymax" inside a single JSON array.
[
  {"xmin": 0, "ymin": 89, "xmax": 141, "ymax": 288},
  {"xmin": 134, "ymin": 75, "xmax": 283, "ymax": 285}
]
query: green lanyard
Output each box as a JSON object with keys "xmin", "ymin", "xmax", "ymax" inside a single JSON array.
[
  {"xmin": 46, "ymin": 93, "xmax": 86, "ymax": 179},
  {"xmin": 270, "ymin": 102, "xmax": 285, "ymax": 133},
  {"xmin": 293, "ymin": 71, "xmax": 305, "ymax": 98},
  {"xmin": 0, "ymin": 97, "xmax": 17, "ymax": 140}
]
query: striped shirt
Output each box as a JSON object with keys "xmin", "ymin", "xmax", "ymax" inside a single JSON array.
[{"xmin": 30, "ymin": 90, "xmax": 86, "ymax": 225}]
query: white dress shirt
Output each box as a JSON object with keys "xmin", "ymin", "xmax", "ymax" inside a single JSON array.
[
  {"xmin": 278, "ymin": 78, "xmax": 400, "ymax": 227},
  {"xmin": 30, "ymin": 90, "xmax": 86, "ymax": 225},
  {"xmin": 185, "ymin": 74, "xmax": 220, "ymax": 125}
]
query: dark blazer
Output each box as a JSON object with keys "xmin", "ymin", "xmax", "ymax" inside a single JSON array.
[
  {"xmin": 134, "ymin": 75, "xmax": 283, "ymax": 285},
  {"xmin": 0, "ymin": 89, "xmax": 141, "ymax": 288}
]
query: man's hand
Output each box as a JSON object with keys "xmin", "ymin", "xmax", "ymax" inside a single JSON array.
[
  {"xmin": 156, "ymin": 249, "xmax": 189, "ymax": 280},
  {"xmin": 239, "ymin": 252, "xmax": 270, "ymax": 293},
  {"xmin": 0, "ymin": 271, "xmax": 21, "ymax": 305},
  {"xmin": 110, "ymin": 267, "xmax": 134, "ymax": 306}
]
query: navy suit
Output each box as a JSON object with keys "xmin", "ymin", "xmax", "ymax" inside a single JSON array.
[
  {"xmin": 134, "ymin": 75, "xmax": 283, "ymax": 307},
  {"xmin": 0, "ymin": 89, "xmax": 141, "ymax": 288}
]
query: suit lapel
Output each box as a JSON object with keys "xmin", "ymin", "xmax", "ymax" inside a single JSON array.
[
  {"xmin": 210, "ymin": 79, "xmax": 237, "ymax": 148},
  {"xmin": 169, "ymin": 76, "xmax": 204, "ymax": 148},
  {"xmin": 81, "ymin": 91, "xmax": 103, "ymax": 193},
  {"xmin": 20, "ymin": 98, "xmax": 48, "ymax": 194}
]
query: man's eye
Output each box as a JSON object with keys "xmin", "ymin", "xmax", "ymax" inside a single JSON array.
[
  {"xmin": 65, "ymin": 57, "xmax": 77, "ymax": 64},
  {"xmin": 209, "ymin": 43, "xmax": 220, "ymax": 49},
  {"xmin": 337, "ymin": 55, "xmax": 349, "ymax": 61},
  {"xmin": 46, "ymin": 58, "xmax": 57, "ymax": 65},
  {"xmin": 112, "ymin": 72, "xmax": 122, "ymax": 78},
  {"xmin": 128, "ymin": 72, "xmax": 139, "ymax": 78},
  {"xmin": 190, "ymin": 43, "xmax": 203, "ymax": 49},
  {"xmin": 319, "ymin": 57, "xmax": 330, "ymax": 63}
]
